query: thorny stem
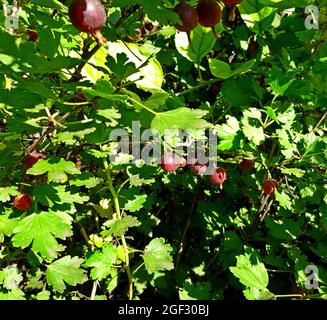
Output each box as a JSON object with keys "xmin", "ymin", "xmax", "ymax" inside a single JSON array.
[
  {"xmin": 275, "ymin": 294, "xmax": 304, "ymax": 299},
  {"xmin": 299, "ymin": 24, "xmax": 327, "ymax": 78},
  {"xmin": 197, "ymin": 64, "xmax": 203, "ymax": 82},
  {"xmin": 259, "ymin": 197, "xmax": 273, "ymax": 223},
  {"xmin": 122, "ymin": 90, "xmax": 157, "ymax": 115},
  {"xmin": 313, "ymin": 110, "xmax": 327, "ymax": 132},
  {"xmin": 70, "ymin": 43, "xmax": 102, "ymax": 82},
  {"xmin": 205, "ymin": 250, "xmax": 219, "ymax": 271},
  {"xmin": 177, "ymin": 79, "xmax": 222, "ymax": 97},
  {"xmin": 79, "ymin": 224, "xmax": 90, "ymax": 245},
  {"xmin": 175, "ymin": 186, "xmax": 200, "ymax": 270},
  {"xmin": 103, "ymin": 159, "xmax": 133, "ymax": 300},
  {"xmin": 248, "ymin": 141, "xmax": 277, "ymax": 234}
]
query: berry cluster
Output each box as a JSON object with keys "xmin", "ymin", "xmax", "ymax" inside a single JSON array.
[
  {"xmin": 161, "ymin": 152, "xmax": 228, "ymax": 189},
  {"xmin": 174, "ymin": 0, "xmax": 243, "ymax": 33},
  {"xmin": 160, "ymin": 152, "xmax": 279, "ymax": 194}
]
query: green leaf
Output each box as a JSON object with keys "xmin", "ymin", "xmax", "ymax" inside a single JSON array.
[
  {"xmin": 31, "ymin": 0, "xmax": 65, "ymax": 9},
  {"xmin": 276, "ymin": 128, "xmax": 297, "ymax": 159},
  {"xmin": 223, "ymin": 231, "xmax": 243, "ymax": 251},
  {"xmin": 215, "ymin": 116, "xmax": 242, "ymax": 151},
  {"xmin": 107, "ymin": 42, "xmax": 164, "ymax": 92},
  {"xmin": 18, "ymin": 80, "xmax": 57, "ymax": 100},
  {"xmin": 55, "ymin": 128, "xmax": 96, "ymax": 145},
  {"xmin": 51, "ymin": 185, "xmax": 90, "ymax": 207},
  {"xmin": 84, "ymin": 244, "xmax": 118, "ymax": 280},
  {"xmin": 244, "ymin": 288, "xmax": 276, "ymax": 300},
  {"xmin": 69, "ymin": 173, "xmax": 101, "ymax": 189},
  {"xmin": 143, "ymin": 238, "xmax": 174, "ymax": 274},
  {"xmin": 275, "ymin": 190, "xmax": 293, "ymax": 210},
  {"xmin": 26, "ymin": 158, "xmax": 81, "ymax": 182},
  {"xmin": 1, "ymin": 266, "xmax": 23, "ymax": 290},
  {"xmin": 104, "ymin": 216, "xmax": 140, "ymax": 237},
  {"xmin": 267, "ymin": 66, "xmax": 295, "ymax": 96},
  {"xmin": 0, "ymin": 30, "xmax": 19, "ymax": 58},
  {"xmin": 259, "ymin": 0, "xmax": 312, "ymax": 9},
  {"xmin": 112, "ymin": 0, "xmax": 179, "ymax": 25},
  {"xmin": 230, "ymin": 252, "xmax": 269, "ymax": 291},
  {"xmin": 239, "ymin": 0, "xmax": 276, "ymax": 34},
  {"xmin": 281, "ymin": 168, "xmax": 305, "ymax": 178},
  {"xmin": 32, "ymin": 184, "xmax": 87, "ymax": 211},
  {"xmin": 128, "ymin": 174, "xmax": 155, "ymax": 187},
  {"xmin": 35, "ymin": 291, "xmax": 51, "ymax": 300},
  {"xmin": 222, "ymin": 76, "xmax": 256, "ymax": 107},
  {"xmin": 241, "ymin": 108, "xmax": 265, "ymax": 145},
  {"xmin": 265, "ymin": 217, "xmax": 302, "ymax": 240},
  {"xmin": 12, "ymin": 210, "xmax": 73, "ymax": 259},
  {"xmin": 209, "ymin": 60, "xmax": 232, "ymax": 79},
  {"xmin": 31, "ymin": 56, "xmax": 80, "ymax": 74},
  {"xmin": 84, "ymin": 79, "xmax": 127, "ymax": 101},
  {"xmin": 0, "ymin": 210, "xmax": 18, "ymax": 243},
  {"xmin": 175, "ymin": 26, "xmax": 216, "ymax": 64},
  {"xmin": 144, "ymin": 91, "xmax": 170, "ymax": 110},
  {"xmin": 0, "ymin": 289, "xmax": 25, "ymax": 300},
  {"xmin": 46, "ymin": 256, "xmax": 87, "ymax": 293},
  {"xmin": 124, "ymin": 195, "xmax": 147, "ymax": 212},
  {"xmin": 0, "ymin": 186, "xmax": 19, "ymax": 202},
  {"xmin": 209, "ymin": 59, "xmax": 255, "ymax": 79},
  {"xmin": 106, "ymin": 52, "xmax": 138, "ymax": 82},
  {"xmin": 179, "ymin": 279, "xmax": 212, "ymax": 300},
  {"xmin": 151, "ymin": 108, "xmax": 211, "ymax": 135},
  {"xmin": 37, "ymin": 28, "xmax": 61, "ymax": 58},
  {"xmin": 97, "ymin": 108, "xmax": 122, "ymax": 127}
]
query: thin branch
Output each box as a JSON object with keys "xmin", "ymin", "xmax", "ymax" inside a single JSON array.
[
  {"xmin": 103, "ymin": 159, "xmax": 133, "ymax": 300},
  {"xmin": 176, "ymin": 79, "xmax": 221, "ymax": 97},
  {"xmin": 90, "ymin": 281, "xmax": 98, "ymax": 300},
  {"xmin": 313, "ymin": 110, "xmax": 327, "ymax": 132},
  {"xmin": 298, "ymin": 24, "xmax": 327, "ymax": 78},
  {"xmin": 175, "ymin": 186, "xmax": 200, "ymax": 270},
  {"xmin": 70, "ymin": 43, "xmax": 102, "ymax": 82}
]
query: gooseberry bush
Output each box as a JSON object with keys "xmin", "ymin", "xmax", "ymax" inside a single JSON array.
[{"xmin": 0, "ymin": 0, "xmax": 326, "ymax": 301}]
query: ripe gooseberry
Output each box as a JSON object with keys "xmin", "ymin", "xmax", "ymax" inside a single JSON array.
[
  {"xmin": 69, "ymin": 0, "xmax": 107, "ymax": 33},
  {"xmin": 196, "ymin": 0, "xmax": 222, "ymax": 27},
  {"xmin": 13, "ymin": 194, "xmax": 33, "ymax": 211},
  {"xmin": 24, "ymin": 151, "xmax": 44, "ymax": 170},
  {"xmin": 210, "ymin": 83, "xmax": 221, "ymax": 96},
  {"xmin": 262, "ymin": 179, "xmax": 279, "ymax": 195},
  {"xmin": 174, "ymin": 1, "xmax": 199, "ymax": 32},
  {"xmin": 221, "ymin": 0, "xmax": 243, "ymax": 5},
  {"xmin": 27, "ymin": 28, "xmax": 38, "ymax": 42},
  {"xmin": 76, "ymin": 158, "xmax": 82, "ymax": 169},
  {"xmin": 189, "ymin": 163, "xmax": 208, "ymax": 175},
  {"xmin": 144, "ymin": 22, "xmax": 154, "ymax": 32},
  {"xmin": 248, "ymin": 38, "xmax": 259, "ymax": 53},
  {"xmin": 210, "ymin": 167, "xmax": 227, "ymax": 188},
  {"xmin": 239, "ymin": 159, "xmax": 254, "ymax": 173},
  {"xmin": 160, "ymin": 152, "xmax": 182, "ymax": 172}
]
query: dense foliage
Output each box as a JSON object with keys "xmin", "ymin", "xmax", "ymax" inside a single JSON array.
[{"xmin": 0, "ymin": 0, "xmax": 326, "ymax": 300}]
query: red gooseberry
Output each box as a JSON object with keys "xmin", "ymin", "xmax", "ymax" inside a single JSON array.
[
  {"xmin": 210, "ymin": 167, "xmax": 227, "ymax": 188},
  {"xmin": 174, "ymin": 1, "xmax": 199, "ymax": 32},
  {"xmin": 24, "ymin": 151, "xmax": 44, "ymax": 170},
  {"xmin": 69, "ymin": 0, "xmax": 107, "ymax": 33},
  {"xmin": 262, "ymin": 179, "xmax": 279, "ymax": 195},
  {"xmin": 13, "ymin": 194, "xmax": 33, "ymax": 211}
]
